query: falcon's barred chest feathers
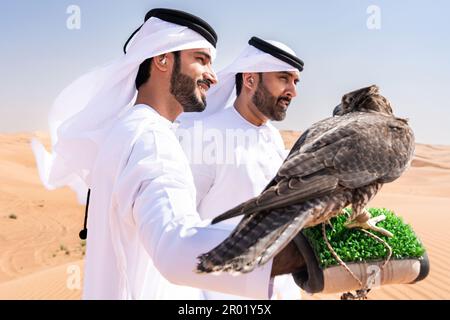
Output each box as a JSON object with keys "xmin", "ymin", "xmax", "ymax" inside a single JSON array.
[{"xmin": 196, "ymin": 85, "xmax": 415, "ymax": 274}]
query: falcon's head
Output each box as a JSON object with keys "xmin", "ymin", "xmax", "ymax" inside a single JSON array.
[{"xmin": 333, "ymin": 85, "xmax": 393, "ymax": 116}]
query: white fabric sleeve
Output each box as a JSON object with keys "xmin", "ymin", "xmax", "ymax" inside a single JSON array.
[{"xmin": 115, "ymin": 129, "xmax": 273, "ymax": 299}]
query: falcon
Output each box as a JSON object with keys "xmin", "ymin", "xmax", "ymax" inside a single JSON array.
[{"xmin": 196, "ymin": 85, "xmax": 415, "ymax": 274}]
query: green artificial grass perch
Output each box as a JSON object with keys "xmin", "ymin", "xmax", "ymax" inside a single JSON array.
[{"xmin": 302, "ymin": 208, "xmax": 426, "ymax": 269}]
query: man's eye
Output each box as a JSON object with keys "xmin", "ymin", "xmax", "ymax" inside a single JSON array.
[
  {"xmin": 197, "ymin": 57, "xmax": 205, "ymax": 64},
  {"xmin": 280, "ymin": 77, "xmax": 288, "ymax": 81}
]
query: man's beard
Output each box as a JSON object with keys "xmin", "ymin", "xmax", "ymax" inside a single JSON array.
[
  {"xmin": 252, "ymin": 80, "xmax": 291, "ymax": 121},
  {"xmin": 170, "ymin": 58, "xmax": 208, "ymax": 113}
]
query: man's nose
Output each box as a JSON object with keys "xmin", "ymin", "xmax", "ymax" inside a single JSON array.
[
  {"xmin": 203, "ymin": 66, "xmax": 218, "ymax": 85},
  {"xmin": 286, "ymin": 82, "xmax": 297, "ymax": 98}
]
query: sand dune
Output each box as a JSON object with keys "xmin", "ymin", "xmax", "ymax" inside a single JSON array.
[
  {"xmin": 0, "ymin": 131, "xmax": 449, "ymax": 299},
  {"xmin": 411, "ymin": 144, "xmax": 450, "ymax": 170},
  {"xmin": 0, "ymin": 133, "xmax": 85, "ymax": 284},
  {"xmin": 0, "ymin": 260, "xmax": 83, "ymax": 300}
]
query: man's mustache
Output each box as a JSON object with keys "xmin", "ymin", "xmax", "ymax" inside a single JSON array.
[{"xmin": 197, "ymin": 79, "xmax": 212, "ymax": 90}]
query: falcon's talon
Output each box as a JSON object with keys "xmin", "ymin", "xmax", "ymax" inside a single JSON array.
[{"xmin": 345, "ymin": 214, "xmax": 394, "ymax": 238}]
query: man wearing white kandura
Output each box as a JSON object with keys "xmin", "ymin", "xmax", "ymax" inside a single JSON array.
[{"xmin": 177, "ymin": 36, "xmax": 304, "ymax": 299}]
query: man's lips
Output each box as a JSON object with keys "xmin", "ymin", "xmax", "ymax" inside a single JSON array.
[
  {"xmin": 278, "ymin": 97, "xmax": 291, "ymax": 108},
  {"xmin": 197, "ymin": 80, "xmax": 212, "ymax": 92}
]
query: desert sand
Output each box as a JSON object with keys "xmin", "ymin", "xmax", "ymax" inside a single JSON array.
[{"xmin": 0, "ymin": 131, "xmax": 449, "ymax": 300}]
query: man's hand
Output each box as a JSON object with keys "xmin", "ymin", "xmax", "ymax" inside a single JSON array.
[{"xmin": 271, "ymin": 240, "xmax": 306, "ymax": 277}]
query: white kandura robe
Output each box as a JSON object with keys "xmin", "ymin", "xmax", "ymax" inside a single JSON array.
[
  {"xmin": 82, "ymin": 104, "xmax": 273, "ymax": 300},
  {"xmin": 178, "ymin": 106, "xmax": 301, "ymax": 300}
]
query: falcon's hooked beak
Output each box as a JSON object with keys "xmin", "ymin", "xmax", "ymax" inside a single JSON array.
[{"xmin": 333, "ymin": 104, "xmax": 343, "ymax": 116}]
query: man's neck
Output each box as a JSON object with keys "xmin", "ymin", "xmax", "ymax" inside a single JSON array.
[
  {"xmin": 135, "ymin": 84, "xmax": 182, "ymax": 122},
  {"xmin": 234, "ymin": 95, "xmax": 268, "ymax": 127}
]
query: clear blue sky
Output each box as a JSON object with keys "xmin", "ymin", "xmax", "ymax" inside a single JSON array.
[{"xmin": 1, "ymin": 0, "xmax": 449, "ymax": 145}]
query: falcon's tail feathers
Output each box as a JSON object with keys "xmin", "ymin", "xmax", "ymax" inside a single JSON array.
[{"xmin": 196, "ymin": 203, "xmax": 314, "ymax": 274}]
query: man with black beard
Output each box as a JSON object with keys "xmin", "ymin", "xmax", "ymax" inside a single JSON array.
[
  {"xmin": 33, "ymin": 10, "xmax": 305, "ymax": 299},
  {"xmin": 134, "ymin": 50, "xmax": 213, "ymax": 116},
  {"xmin": 135, "ymin": 49, "xmax": 213, "ymax": 114},
  {"xmin": 248, "ymin": 72, "xmax": 295, "ymax": 121},
  {"xmin": 178, "ymin": 37, "xmax": 304, "ymax": 299}
]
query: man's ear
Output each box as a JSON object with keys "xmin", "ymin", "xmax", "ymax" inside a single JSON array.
[
  {"xmin": 242, "ymin": 73, "xmax": 258, "ymax": 91},
  {"xmin": 153, "ymin": 53, "xmax": 170, "ymax": 72}
]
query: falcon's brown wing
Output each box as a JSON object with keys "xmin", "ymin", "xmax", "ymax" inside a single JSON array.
[{"xmin": 211, "ymin": 114, "xmax": 414, "ymax": 224}]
